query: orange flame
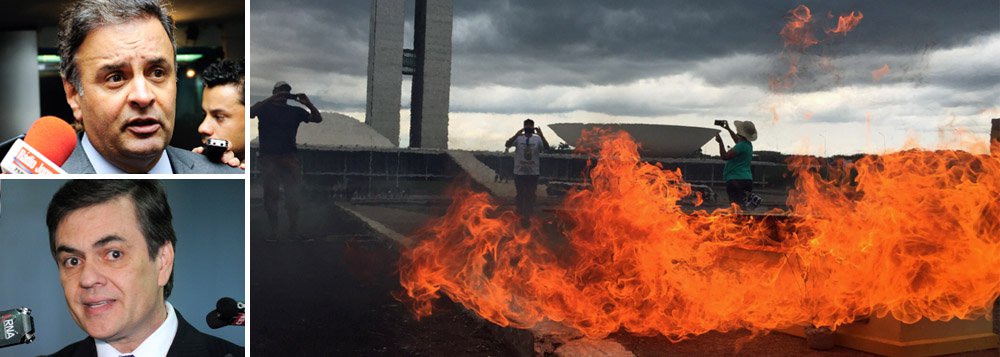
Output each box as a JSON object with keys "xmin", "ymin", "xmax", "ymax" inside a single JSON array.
[
  {"xmin": 827, "ymin": 11, "xmax": 864, "ymax": 35},
  {"xmin": 780, "ymin": 5, "xmax": 818, "ymax": 50},
  {"xmin": 771, "ymin": 6, "xmax": 863, "ymax": 92},
  {"xmin": 872, "ymin": 64, "xmax": 891, "ymax": 82},
  {"xmin": 399, "ymin": 130, "xmax": 1000, "ymax": 341},
  {"xmin": 771, "ymin": 5, "xmax": 818, "ymax": 91}
]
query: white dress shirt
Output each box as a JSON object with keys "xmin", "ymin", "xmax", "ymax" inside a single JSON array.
[
  {"xmin": 95, "ymin": 301, "xmax": 178, "ymax": 357},
  {"xmin": 81, "ymin": 133, "xmax": 173, "ymax": 174}
]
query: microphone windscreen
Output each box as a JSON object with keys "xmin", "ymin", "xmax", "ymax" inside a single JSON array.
[
  {"xmin": 217, "ymin": 297, "xmax": 241, "ymax": 317},
  {"xmin": 23, "ymin": 116, "xmax": 77, "ymax": 166},
  {"xmin": 206, "ymin": 310, "xmax": 228, "ymax": 329}
]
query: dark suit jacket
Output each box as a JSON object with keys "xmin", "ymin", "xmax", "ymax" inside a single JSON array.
[
  {"xmin": 48, "ymin": 309, "xmax": 244, "ymax": 357},
  {"xmin": 61, "ymin": 136, "xmax": 243, "ymax": 174}
]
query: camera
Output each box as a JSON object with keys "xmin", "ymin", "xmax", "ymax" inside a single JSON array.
[
  {"xmin": 713, "ymin": 120, "xmax": 727, "ymax": 127},
  {"xmin": 201, "ymin": 138, "xmax": 230, "ymax": 163}
]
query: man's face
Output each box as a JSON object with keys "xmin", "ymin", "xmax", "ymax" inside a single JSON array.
[
  {"xmin": 63, "ymin": 16, "xmax": 176, "ymax": 171},
  {"xmin": 199, "ymin": 84, "xmax": 246, "ymax": 160},
  {"xmin": 524, "ymin": 124, "xmax": 535, "ymax": 137},
  {"xmin": 53, "ymin": 196, "xmax": 173, "ymax": 348}
]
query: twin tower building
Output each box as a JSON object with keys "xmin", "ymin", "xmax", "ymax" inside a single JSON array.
[{"xmin": 366, "ymin": 0, "xmax": 453, "ymax": 149}]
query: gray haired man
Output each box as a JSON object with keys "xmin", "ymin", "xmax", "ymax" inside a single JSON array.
[{"xmin": 57, "ymin": 0, "xmax": 241, "ymax": 174}]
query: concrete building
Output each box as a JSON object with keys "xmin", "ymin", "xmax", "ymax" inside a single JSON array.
[{"xmin": 366, "ymin": 0, "xmax": 452, "ymax": 149}]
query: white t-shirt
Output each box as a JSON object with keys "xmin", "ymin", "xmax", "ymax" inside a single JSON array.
[{"xmin": 512, "ymin": 135, "xmax": 543, "ymax": 176}]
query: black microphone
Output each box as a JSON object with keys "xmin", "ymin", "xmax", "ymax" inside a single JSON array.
[
  {"xmin": 206, "ymin": 310, "xmax": 229, "ymax": 329},
  {"xmin": 206, "ymin": 298, "xmax": 244, "ymax": 329},
  {"xmin": 0, "ymin": 134, "xmax": 25, "ymax": 159},
  {"xmin": 1, "ymin": 307, "xmax": 35, "ymax": 349}
]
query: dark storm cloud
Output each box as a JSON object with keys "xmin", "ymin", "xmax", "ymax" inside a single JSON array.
[
  {"xmin": 446, "ymin": 0, "xmax": 998, "ymax": 88},
  {"xmin": 250, "ymin": 0, "xmax": 999, "ymax": 111}
]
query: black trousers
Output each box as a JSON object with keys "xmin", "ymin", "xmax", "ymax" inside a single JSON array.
[
  {"xmin": 725, "ymin": 179, "xmax": 753, "ymax": 207},
  {"xmin": 514, "ymin": 175, "xmax": 539, "ymax": 220}
]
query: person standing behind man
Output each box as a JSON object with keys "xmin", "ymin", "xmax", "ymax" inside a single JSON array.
[
  {"xmin": 195, "ymin": 59, "xmax": 246, "ymax": 169},
  {"xmin": 250, "ymin": 81, "xmax": 322, "ymax": 241},
  {"xmin": 505, "ymin": 119, "xmax": 549, "ymax": 228},
  {"xmin": 714, "ymin": 120, "xmax": 759, "ymax": 209}
]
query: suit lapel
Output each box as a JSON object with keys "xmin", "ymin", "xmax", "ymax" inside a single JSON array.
[
  {"xmin": 69, "ymin": 337, "xmax": 98, "ymax": 357},
  {"xmin": 166, "ymin": 310, "xmax": 211, "ymax": 357},
  {"xmin": 61, "ymin": 136, "xmax": 96, "ymax": 174},
  {"xmin": 165, "ymin": 146, "xmax": 194, "ymax": 174},
  {"xmin": 79, "ymin": 337, "xmax": 98, "ymax": 357}
]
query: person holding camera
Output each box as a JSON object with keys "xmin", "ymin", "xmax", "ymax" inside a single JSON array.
[
  {"xmin": 505, "ymin": 119, "xmax": 550, "ymax": 228},
  {"xmin": 250, "ymin": 81, "xmax": 323, "ymax": 241},
  {"xmin": 714, "ymin": 120, "xmax": 760, "ymax": 210}
]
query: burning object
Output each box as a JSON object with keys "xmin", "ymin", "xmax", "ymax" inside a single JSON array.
[
  {"xmin": 399, "ymin": 128, "xmax": 999, "ymax": 352},
  {"xmin": 547, "ymin": 123, "xmax": 719, "ymax": 158}
]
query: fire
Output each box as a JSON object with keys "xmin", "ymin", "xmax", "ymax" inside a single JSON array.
[
  {"xmin": 779, "ymin": 5, "xmax": 818, "ymax": 50},
  {"xmin": 872, "ymin": 64, "xmax": 891, "ymax": 82},
  {"xmin": 826, "ymin": 11, "xmax": 864, "ymax": 35},
  {"xmin": 770, "ymin": 5, "xmax": 864, "ymax": 92},
  {"xmin": 771, "ymin": 5, "xmax": 817, "ymax": 91},
  {"xmin": 399, "ymin": 129, "xmax": 1000, "ymax": 341}
]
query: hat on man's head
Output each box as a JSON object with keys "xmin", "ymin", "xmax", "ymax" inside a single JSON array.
[
  {"xmin": 734, "ymin": 120, "xmax": 758, "ymax": 142},
  {"xmin": 273, "ymin": 81, "xmax": 291, "ymax": 93}
]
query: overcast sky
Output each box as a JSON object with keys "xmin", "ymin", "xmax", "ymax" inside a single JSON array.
[{"xmin": 249, "ymin": 0, "xmax": 1000, "ymax": 155}]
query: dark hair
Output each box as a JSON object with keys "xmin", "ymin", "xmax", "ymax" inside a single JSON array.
[
  {"xmin": 58, "ymin": 0, "xmax": 176, "ymax": 94},
  {"xmin": 47, "ymin": 180, "xmax": 177, "ymax": 299},
  {"xmin": 272, "ymin": 83, "xmax": 291, "ymax": 95},
  {"xmin": 202, "ymin": 59, "xmax": 245, "ymax": 105},
  {"xmin": 523, "ymin": 118, "xmax": 535, "ymax": 126}
]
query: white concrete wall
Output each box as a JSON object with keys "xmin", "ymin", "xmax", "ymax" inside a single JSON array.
[
  {"xmin": 413, "ymin": 0, "xmax": 453, "ymax": 149},
  {"xmin": 365, "ymin": 0, "xmax": 406, "ymax": 146}
]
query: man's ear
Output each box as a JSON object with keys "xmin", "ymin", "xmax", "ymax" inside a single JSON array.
[
  {"xmin": 62, "ymin": 78, "xmax": 84, "ymax": 123},
  {"xmin": 156, "ymin": 242, "xmax": 175, "ymax": 287}
]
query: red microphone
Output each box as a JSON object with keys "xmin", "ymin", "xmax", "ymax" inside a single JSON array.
[{"xmin": 1, "ymin": 116, "xmax": 77, "ymax": 174}]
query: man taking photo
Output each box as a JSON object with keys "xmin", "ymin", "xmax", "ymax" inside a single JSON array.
[{"xmin": 250, "ymin": 81, "xmax": 323, "ymax": 240}]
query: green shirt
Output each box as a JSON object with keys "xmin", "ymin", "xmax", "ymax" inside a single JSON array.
[{"xmin": 723, "ymin": 141, "xmax": 753, "ymax": 181}]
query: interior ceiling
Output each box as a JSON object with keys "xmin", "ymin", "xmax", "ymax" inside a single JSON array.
[{"xmin": 0, "ymin": 0, "xmax": 243, "ymax": 30}]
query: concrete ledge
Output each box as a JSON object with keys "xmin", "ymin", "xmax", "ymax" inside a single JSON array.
[{"xmin": 781, "ymin": 316, "xmax": 997, "ymax": 356}]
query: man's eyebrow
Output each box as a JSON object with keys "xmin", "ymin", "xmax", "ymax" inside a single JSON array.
[
  {"xmin": 147, "ymin": 57, "xmax": 172, "ymax": 68},
  {"xmin": 97, "ymin": 62, "xmax": 127, "ymax": 74},
  {"xmin": 93, "ymin": 235, "xmax": 126, "ymax": 249},
  {"xmin": 55, "ymin": 236, "xmax": 126, "ymax": 257},
  {"xmin": 55, "ymin": 245, "xmax": 82, "ymax": 256}
]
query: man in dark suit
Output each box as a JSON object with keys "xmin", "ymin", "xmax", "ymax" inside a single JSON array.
[
  {"xmin": 45, "ymin": 180, "xmax": 243, "ymax": 356},
  {"xmin": 61, "ymin": 144, "xmax": 242, "ymax": 174},
  {"xmin": 55, "ymin": 0, "xmax": 241, "ymax": 174}
]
